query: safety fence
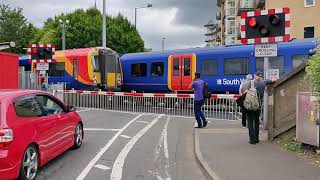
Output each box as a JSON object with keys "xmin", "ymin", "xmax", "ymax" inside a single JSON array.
[{"xmin": 54, "ymin": 90, "xmax": 242, "ymax": 121}]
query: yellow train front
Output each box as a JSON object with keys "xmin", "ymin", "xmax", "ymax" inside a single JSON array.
[{"xmin": 47, "ymin": 47, "xmax": 122, "ymax": 91}]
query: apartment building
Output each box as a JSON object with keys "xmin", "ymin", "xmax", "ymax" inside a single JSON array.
[
  {"xmin": 216, "ymin": 0, "xmax": 239, "ymax": 45},
  {"xmin": 215, "ymin": 0, "xmax": 320, "ymax": 45}
]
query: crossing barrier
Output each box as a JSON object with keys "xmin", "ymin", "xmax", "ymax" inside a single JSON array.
[{"xmin": 54, "ymin": 90, "xmax": 241, "ymax": 120}]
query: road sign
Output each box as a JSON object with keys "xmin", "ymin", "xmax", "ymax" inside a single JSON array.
[
  {"xmin": 266, "ymin": 69, "xmax": 279, "ymax": 80},
  {"xmin": 255, "ymin": 43, "xmax": 278, "ymax": 57},
  {"xmin": 36, "ymin": 63, "xmax": 49, "ymax": 71},
  {"xmin": 240, "ymin": 8, "xmax": 290, "ymax": 44}
]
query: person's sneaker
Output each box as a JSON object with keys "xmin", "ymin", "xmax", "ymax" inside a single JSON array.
[
  {"xmin": 248, "ymin": 141, "xmax": 256, "ymax": 145},
  {"xmin": 255, "ymin": 140, "xmax": 260, "ymax": 143},
  {"xmin": 242, "ymin": 126, "xmax": 247, "ymax": 129},
  {"xmin": 203, "ymin": 121, "xmax": 208, "ymax": 127}
]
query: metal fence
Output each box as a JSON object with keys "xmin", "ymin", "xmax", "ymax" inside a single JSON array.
[
  {"xmin": 54, "ymin": 90, "xmax": 241, "ymax": 120},
  {"xmin": 19, "ymin": 67, "xmax": 40, "ymax": 90}
]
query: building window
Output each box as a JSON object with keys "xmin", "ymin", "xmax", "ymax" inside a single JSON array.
[
  {"xmin": 292, "ymin": 55, "xmax": 309, "ymax": 69},
  {"xmin": 226, "ymin": 0, "xmax": 236, "ymax": 16},
  {"xmin": 48, "ymin": 62, "xmax": 65, "ymax": 77},
  {"xmin": 305, "ymin": 0, "xmax": 315, "ymax": 7},
  {"xmin": 202, "ymin": 60, "xmax": 218, "ymax": 76},
  {"xmin": 227, "ymin": 20, "xmax": 236, "ymax": 35},
  {"xmin": 256, "ymin": 56, "xmax": 285, "ymax": 76},
  {"xmin": 151, "ymin": 62, "xmax": 164, "ymax": 77},
  {"xmin": 131, "ymin": 63, "xmax": 147, "ymax": 77},
  {"xmin": 304, "ymin": 27, "xmax": 314, "ymax": 38},
  {"xmin": 224, "ymin": 58, "xmax": 249, "ymax": 75}
]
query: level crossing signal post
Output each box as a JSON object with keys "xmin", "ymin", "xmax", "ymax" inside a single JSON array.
[
  {"xmin": 240, "ymin": 8, "xmax": 291, "ymax": 130},
  {"xmin": 28, "ymin": 44, "xmax": 56, "ymax": 88}
]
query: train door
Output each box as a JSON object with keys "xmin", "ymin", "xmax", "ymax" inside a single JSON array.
[{"xmin": 169, "ymin": 54, "xmax": 194, "ymax": 91}]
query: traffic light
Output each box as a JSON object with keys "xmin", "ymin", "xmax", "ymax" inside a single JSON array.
[
  {"xmin": 241, "ymin": 8, "xmax": 290, "ymax": 44},
  {"xmin": 31, "ymin": 47, "xmax": 53, "ymax": 60},
  {"xmin": 28, "ymin": 44, "xmax": 55, "ymax": 61}
]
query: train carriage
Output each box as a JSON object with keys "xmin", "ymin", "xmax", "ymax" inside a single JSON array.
[
  {"xmin": 120, "ymin": 38, "xmax": 317, "ymax": 94},
  {"xmin": 19, "ymin": 47, "xmax": 122, "ymax": 91}
]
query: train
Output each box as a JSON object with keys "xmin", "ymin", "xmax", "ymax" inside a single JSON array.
[
  {"xmin": 120, "ymin": 38, "xmax": 317, "ymax": 93},
  {"xmin": 18, "ymin": 38, "xmax": 317, "ymax": 94},
  {"xmin": 19, "ymin": 47, "xmax": 122, "ymax": 91}
]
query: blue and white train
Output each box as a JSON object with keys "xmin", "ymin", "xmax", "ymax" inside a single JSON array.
[{"xmin": 120, "ymin": 38, "xmax": 317, "ymax": 94}]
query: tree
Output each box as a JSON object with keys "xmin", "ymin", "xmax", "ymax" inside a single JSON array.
[
  {"xmin": 33, "ymin": 8, "xmax": 144, "ymax": 53},
  {"xmin": 0, "ymin": 4, "xmax": 36, "ymax": 54}
]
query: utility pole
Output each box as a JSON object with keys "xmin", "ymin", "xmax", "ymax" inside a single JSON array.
[
  {"xmin": 59, "ymin": 19, "xmax": 69, "ymax": 50},
  {"xmin": 134, "ymin": 4, "xmax": 152, "ymax": 29},
  {"xmin": 102, "ymin": 0, "xmax": 106, "ymax": 48}
]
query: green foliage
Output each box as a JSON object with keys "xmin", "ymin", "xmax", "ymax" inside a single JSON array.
[
  {"xmin": 306, "ymin": 53, "xmax": 320, "ymax": 91},
  {"xmin": 32, "ymin": 8, "xmax": 144, "ymax": 53},
  {"xmin": 0, "ymin": 4, "xmax": 36, "ymax": 54}
]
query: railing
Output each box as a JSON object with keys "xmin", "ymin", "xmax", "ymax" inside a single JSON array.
[{"xmin": 54, "ymin": 90, "xmax": 242, "ymax": 121}]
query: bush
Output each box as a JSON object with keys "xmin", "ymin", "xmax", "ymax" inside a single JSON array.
[{"xmin": 306, "ymin": 46, "xmax": 320, "ymax": 92}]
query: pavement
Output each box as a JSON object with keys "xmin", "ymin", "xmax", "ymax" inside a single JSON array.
[{"xmin": 194, "ymin": 120, "xmax": 320, "ymax": 180}]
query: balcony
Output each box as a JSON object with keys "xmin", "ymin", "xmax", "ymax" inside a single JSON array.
[
  {"xmin": 237, "ymin": 0, "xmax": 256, "ymax": 15},
  {"xmin": 256, "ymin": 0, "xmax": 265, "ymax": 9},
  {"xmin": 216, "ymin": 11, "xmax": 221, "ymax": 20}
]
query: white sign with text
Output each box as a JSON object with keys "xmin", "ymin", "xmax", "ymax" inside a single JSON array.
[
  {"xmin": 266, "ymin": 69, "xmax": 279, "ymax": 80},
  {"xmin": 255, "ymin": 44, "xmax": 278, "ymax": 57}
]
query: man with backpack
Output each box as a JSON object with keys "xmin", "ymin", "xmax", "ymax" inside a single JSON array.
[
  {"xmin": 240, "ymin": 71, "xmax": 276, "ymax": 144},
  {"xmin": 189, "ymin": 72, "xmax": 208, "ymax": 128}
]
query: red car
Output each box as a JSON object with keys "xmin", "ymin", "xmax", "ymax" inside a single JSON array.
[{"xmin": 0, "ymin": 90, "xmax": 83, "ymax": 180}]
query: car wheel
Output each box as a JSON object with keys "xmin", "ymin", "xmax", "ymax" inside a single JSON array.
[
  {"xmin": 72, "ymin": 123, "xmax": 83, "ymax": 149},
  {"xmin": 19, "ymin": 145, "xmax": 39, "ymax": 180}
]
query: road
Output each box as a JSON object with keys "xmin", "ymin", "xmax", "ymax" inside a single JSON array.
[{"xmin": 35, "ymin": 109, "xmax": 206, "ymax": 180}]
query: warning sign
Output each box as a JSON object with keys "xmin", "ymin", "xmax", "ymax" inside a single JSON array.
[{"xmin": 255, "ymin": 44, "xmax": 278, "ymax": 57}]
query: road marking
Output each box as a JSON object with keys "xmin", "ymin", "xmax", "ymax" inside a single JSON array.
[
  {"xmin": 120, "ymin": 135, "xmax": 131, "ymax": 139},
  {"xmin": 84, "ymin": 128, "xmax": 120, "ymax": 132},
  {"xmin": 136, "ymin": 120, "xmax": 149, "ymax": 124},
  {"xmin": 94, "ymin": 164, "xmax": 110, "ymax": 171},
  {"xmin": 75, "ymin": 113, "xmax": 145, "ymax": 180},
  {"xmin": 111, "ymin": 114, "xmax": 164, "ymax": 180},
  {"xmin": 76, "ymin": 109, "xmax": 91, "ymax": 113}
]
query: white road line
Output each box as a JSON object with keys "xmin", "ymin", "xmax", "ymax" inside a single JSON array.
[
  {"xmin": 136, "ymin": 120, "xmax": 149, "ymax": 124},
  {"xmin": 120, "ymin": 135, "xmax": 131, "ymax": 139},
  {"xmin": 76, "ymin": 109, "xmax": 91, "ymax": 113},
  {"xmin": 75, "ymin": 113, "xmax": 145, "ymax": 180},
  {"xmin": 161, "ymin": 116, "xmax": 171, "ymax": 180},
  {"xmin": 94, "ymin": 164, "xmax": 110, "ymax": 171},
  {"xmin": 84, "ymin": 128, "xmax": 120, "ymax": 132},
  {"xmin": 111, "ymin": 114, "xmax": 164, "ymax": 180}
]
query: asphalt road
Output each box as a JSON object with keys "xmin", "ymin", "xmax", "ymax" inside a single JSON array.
[{"xmin": 35, "ymin": 109, "xmax": 206, "ymax": 180}]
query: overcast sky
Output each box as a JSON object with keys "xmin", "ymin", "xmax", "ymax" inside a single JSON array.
[{"xmin": 3, "ymin": 0, "xmax": 217, "ymax": 51}]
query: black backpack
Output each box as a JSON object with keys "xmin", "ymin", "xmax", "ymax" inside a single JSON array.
[{"xmin": 203, "ymin": 82, "xmax": 211, "ymax": 99}]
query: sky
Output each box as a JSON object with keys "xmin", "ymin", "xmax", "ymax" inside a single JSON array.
[{"xmin": 2, "ymin": 0, "xmax": 217, "ymax": 51}]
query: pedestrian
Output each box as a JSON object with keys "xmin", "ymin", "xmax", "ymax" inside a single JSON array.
[
  {"xmin": 188, "ymin": 72, "xmax": 208, "ymax": 128},
  {"xmin": 240, "ymin": 71, "xmax": 276, "ymax": 144},
  {"xmin": 41, "ymin": 78, "xmax": 48, "ymax": 92},
  {"xmin": 239, "ymin": 74, "xmax": 252, "ymax": 128}
]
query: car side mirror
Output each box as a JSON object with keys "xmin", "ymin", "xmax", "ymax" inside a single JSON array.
[{"xmin": 67, "ymin": 105, "xmax": 76, "ymax": 112}]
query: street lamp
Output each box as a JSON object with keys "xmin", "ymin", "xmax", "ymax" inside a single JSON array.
[
  {"xmin": 162, "ymin": 37, "xmax": 166, "ymax": 52},
  {"xmin": 135, "ymin": 4, "xmax": 152, "ymax": 29},
  {"xmin": 59, "ymin": 19, "xmax": 69, "ymax": 50}
]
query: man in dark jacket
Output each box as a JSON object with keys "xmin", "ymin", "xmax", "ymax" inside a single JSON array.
[{"xmin": 240, "ymin": 71, "xmax": 276, "ymax": 144}]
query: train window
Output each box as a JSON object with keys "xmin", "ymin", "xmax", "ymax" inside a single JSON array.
[
  {"xmin": 48, "ymin": 62, "xmax": 65, "ymax": 77},
  {"xmin": 256, "ymin": 56, "xmax": 285, "ymax": 76},
  {"xmin": 173, "ymin": 58, "xmax": 180, "ymax": 76},
  {"xmin": 91, "ymin": 55, "xmax": 100, "ymax": 72},
  {"xmin": 151, "ymin": 62, "xmax": 164, "ymax": 77},
  {"xmin": 202, "ymin": 60, "xmax": 218, "ymax": 76},
  {"xmin": 184, "ymin": 58, "xmax": 191, "ymax": 76},
  {"xmin": 73, "ymin": 59, "xmax": 78, "ymax": 78},
  {"xmin": 131, "ymin": 63, "xmax": 147, "ymax": 77},
  {"xmin": 224, "ymin": 58, "xmax": 249, "ymax": 75},
  {"xmin": 292, "ymin": 55, "xmax": 309, "ymax": 69},
  {"xmin": 107, "ymin": 54, "xmax": 117, "ymax": 73}
]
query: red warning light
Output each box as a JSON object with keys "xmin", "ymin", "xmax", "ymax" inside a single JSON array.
[
  {"xmin": 248, "ymin": 17, "xmax": 257, "ymax": 27},
  {"xmin": 32, "ymin": 48, "xmax": 38, "ymax": 54}
]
